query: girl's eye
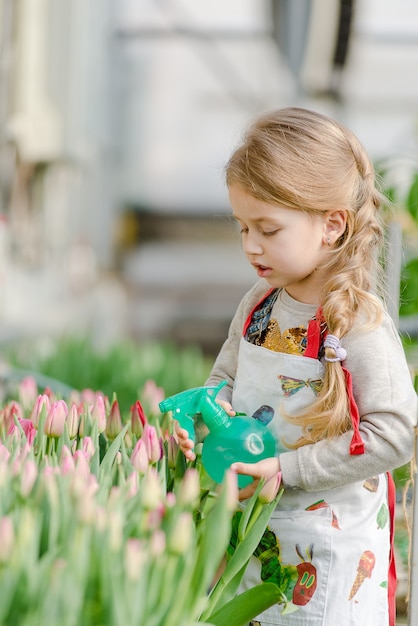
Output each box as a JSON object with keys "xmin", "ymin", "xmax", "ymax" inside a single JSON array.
[{"xmin": 262, "ymin": 229, "xmax": 279, "ymax": 237}]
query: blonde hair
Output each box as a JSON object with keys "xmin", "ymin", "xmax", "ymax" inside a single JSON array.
[{"xmin": 226, "ymin": 107, "xmax": 386, "ymax": 446}]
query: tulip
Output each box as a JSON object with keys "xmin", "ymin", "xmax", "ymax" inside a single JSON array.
[
  {"xmin": 18, "ymin": 376, "xmax": 38, "ymax": 411},
  {"xmin": 125, "ymin": 538, "xmax": 146, "ymax": 581},
  {"xmin": 168, "ymin": 512, "xmax": 193, "ymax": 554},
  {"xmin": 130, "ymin": 439, "xmax": 149, "ymax": 474},
  {"xmin": 44, "ymin": 400, "xmax": 68, "ymax": 438},
  {"xmin": 130, "ymin": 400, "xmax": 147, "ymax": 436},
  {"xmin": 141, "ymin": 467, "xmax": 163, "ymax": 510},
  {"xmin": 60, "ymin": 445, "xmax": 75, "ymax": 474},
  {"xmin": 126, "ymin": 471, "xmax": 138, "ymax": 497},
  {"xmin": 80, "ymin": 436, "xmax": 95, "ymax": 461},
  {"xmin": 258, "ymin": 471, "xmax": 282, "ymax": 504},
  {"xmin": 167, "ymin": 435, "xmax": 179, "ymax": 469},
  {"xmin": 0, "ymin": 516, "xmax": 14, "ymax": 563},
  {"xmin": 223, "ymin": 469, "xmax": 239, "ymax": 511},
  {"xmin": 10, "ymin": 418, "xmax": 36, "ymax": 446},
  {"xmin": 65, "ymin": 403, "xmax": 80, "ymax": 438},
  {"xmin": 150, "ymin": 529, "xmax": 166, "ymax": 556},
  {"xmin": 143, "ymin": 424, "xmax": 163, "ymax": 464},
  {"xmin": 105, "ymin": 398, "xmax": 123, "ymax": 440},
  {"xmin": 142, "ymin": 379, "xmax": 165, "ymax": 414},
  {"xmin": 91, "ymin": 395, "xmax": 107, "ymax": 433},
  {"xmin": 177, "ymin": 468, "xmax": 200, "ymax": 507},
  {"xmin": 30, "ymin": 394, "xmax": 51, "ymax": 428},
  {"xmin": 20, "ymin": 459, "xmax": 38, "ymax": 497}
]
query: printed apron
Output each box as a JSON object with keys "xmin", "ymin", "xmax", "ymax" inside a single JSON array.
[{"xmin": 232, "ymin": 301, "xmax": 396, "ymax": 626}]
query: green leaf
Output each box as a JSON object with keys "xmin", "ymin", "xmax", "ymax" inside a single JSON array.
[
  {"xmin": 98, "ymin": 423, "xmax": 129, "ymax": 479},
  {"xmin": 208, "ymin": 583, "xmax": 283, "ymax": 626},
  {"xmin": 407, "ymin": 172, "xmax": 418, "ymax": 222}
]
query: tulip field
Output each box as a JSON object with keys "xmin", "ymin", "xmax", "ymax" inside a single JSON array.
[{"xmin": 0, "ymin": 353, "xmax": 284, "ymax": 625}]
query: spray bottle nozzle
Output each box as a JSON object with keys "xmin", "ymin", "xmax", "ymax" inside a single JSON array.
[{"xmin": 159, "ymin": 380, "xmax": 228, "ymax": 444}]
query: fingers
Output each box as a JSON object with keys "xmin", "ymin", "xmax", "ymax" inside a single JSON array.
[{"xmin": 175, "ymin": 424, "xmax": 196, "ymax": 461}]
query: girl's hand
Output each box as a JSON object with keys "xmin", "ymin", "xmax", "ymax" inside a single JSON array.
[
  {"xmin": 174, "ymin": 422, "xmax": 196, "ymax": 461},
  {"xmin": 231, "ymin": 457, "xmax": 280, "ymax": 501}
]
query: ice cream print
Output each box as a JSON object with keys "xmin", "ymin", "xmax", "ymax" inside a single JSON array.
[{"xmin": 348, "ymin": 550, "xmax": 376, "ymax": 600}]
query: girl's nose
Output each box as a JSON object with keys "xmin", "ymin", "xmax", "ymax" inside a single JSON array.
[{"xmin": 243, "ymin": 232, "xmax": 263, "ymax": 255}]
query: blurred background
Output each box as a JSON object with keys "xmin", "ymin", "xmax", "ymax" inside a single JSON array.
[{"xmin": 0, "ymin": 0, "xmax": 418, "ymax": 357}]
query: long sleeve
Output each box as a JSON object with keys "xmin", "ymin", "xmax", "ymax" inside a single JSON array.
[{"xmin": 279, "ymin": 313, "xmax": 417, "ymax": 491}]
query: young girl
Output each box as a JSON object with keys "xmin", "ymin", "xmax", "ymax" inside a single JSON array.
[{"xmin": 176, "ymin": 107, "xmax": 417, "ymax": 625}]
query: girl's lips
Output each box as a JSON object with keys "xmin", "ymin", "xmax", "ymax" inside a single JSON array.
[{"xmin": 254, "ymin": 264, "xmax": 272, "ymax": 278}]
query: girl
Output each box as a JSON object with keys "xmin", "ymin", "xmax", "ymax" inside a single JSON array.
[{"xmin": 176, "ymin": 107, "xmax": 417, "ymax": 625}]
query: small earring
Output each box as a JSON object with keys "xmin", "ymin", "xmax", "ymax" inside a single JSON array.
[{"xmin": 327, "ymin": 237, "xmax": 331, "ymax": 246}]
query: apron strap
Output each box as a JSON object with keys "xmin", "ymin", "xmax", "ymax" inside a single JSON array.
[
  {"xmin": 387, "ymin": 471, "xmax": 397, "ymax": 626},
  {"xmin": 306, "ymin": 308, "xmax": 366, "ymax": 455}
]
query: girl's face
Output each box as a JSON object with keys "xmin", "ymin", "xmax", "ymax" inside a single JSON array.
[{"xmin": 229, "ymin": 185, "xmax": 330, "ymax": 304}]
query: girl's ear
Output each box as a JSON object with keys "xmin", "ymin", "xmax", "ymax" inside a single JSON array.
[{"xmin": 323, "ymin": 210, "xmax": 347, "ymax": 245}]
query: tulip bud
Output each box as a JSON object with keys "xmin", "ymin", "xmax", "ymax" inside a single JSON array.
[
  {"xmin": 60, "ymin": 445, "xmax": 75, "ymax": 474},
  {"xmin": 142, "ymin": 379, "xmax": 165, "ymax": 414},
  {"xmin": 177, "ymin": 468, "xmax": 200, "ymax": 507},
  {"xmin": 168, "ymin": 512, "xmax": 193, "ymax": 554},
  {"xmin": 0, "ymin": 516, "xmax": 14, "ymax": 563},
  {"xmin": 81, "ymin": 436, "xmax": 95, "ymax": 461},
  {"xmin": 143, "ymin": 424, "xmax": 163, "ymax": 464},
  {"xmin": 44, "ymin": 400, "xmax": 68, "ymax": 438},
  {"xmin": 150, "ymin": 529, "xmax": 166, "ymax": 556},
  {"xmin": 130, "ymin": 400, "xmax": 147, "ymax": 436},
  {"xmin": 66, "ymin": 403, "xmax": 80, "ymax": 439},
  {"xmin": 18, "ymin": 376, "xmax": 38, "ymax": 411},
  {"xmin": 105, "ymin": 398, "xmax": 123, "ymax": 441},
  {"xmin": 91, "ymin": 395, "xmax": 106, "ymax": 433},
  {"xmin": 167, "ymin": 435, "xmax": 179, "ymax": 469},
  {"xmin": 125, "ymin": 538, "xmax": 146, "ymax": 581},
  {"xmin": 258, "ymin": 471, "xmax": 282, "ymax": 504},
  {"xmin": 130, "ymin": 439, "xmax": 149, "ymax": 474},
  {"xmin": 20, "ymin": 459, "xmax": 38, "ymax": 497},
  {"xmin": 30, "ymin": 394, "xmax": 51, "ymax": 428},
  {"xmin": 141, "ymin": 467, "xmax": 163, "ymax": 510}
]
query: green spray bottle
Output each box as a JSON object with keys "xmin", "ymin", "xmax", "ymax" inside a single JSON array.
[{"xmin": 159, "ymin": 380, "xmax": 276, "ymax": 488}]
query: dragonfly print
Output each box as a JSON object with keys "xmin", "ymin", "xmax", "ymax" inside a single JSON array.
[{"xmin": 278, "ymin": 375, "xmax": 323, "ymax": 397}]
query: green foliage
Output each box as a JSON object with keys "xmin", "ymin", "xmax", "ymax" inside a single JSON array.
[{"xmin": 3, "ymin": 337, "xmax": 213, "ymax": 413}]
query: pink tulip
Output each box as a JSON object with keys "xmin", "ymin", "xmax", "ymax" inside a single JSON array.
[
  {"xmin": 30, "ymin": 394, "xmax": 51, "ymax": 428},
  {"xmin": 20, "ymin": 459, "xmax": 38, "ymax": 497},
  {"xmin": 130, "ymin": 439, "xmax": 149, "ymax": 474},
  {"xmin": 178, "ymin": 468, "xmax": 200, "ymax": 507},
  {"xmin": 0, "ymin": 516, "xmax": 14, "ymax": 563},
  {"xmin": 125, "ymin": 538, "xmax": 145, "ymax": 581},
  {"xmin": 21, "ymin": 418, "xmax": 36, "ymax": 442},
  {"xmin": 44, "ymin": 400, "xmax": 68, "ymax": 438},
  {"xmin": 167, "ymin": 435, "xmax": 179, "ymax": 469},
  {"xmin": 18, "ymin": 376, "xmax": 38, "ymax": 411},
  {"xmin": 143, "ymin": 424, "xmax": 163, "ymax": 464},
  {"xmin": 130, "ymin": 400, "xmax": 147, "ymax": 436},
  {"xmin": 60, "ymin": 445, "xmax": 75, "ymax": 474},
  {"xmin": 168, "ymin": 512, "xmax": 193, "ymax": 554},
  {"xmin": 259, "ymin": 471, "xmax": 282, "ymax": 504},
  {"xmin": 142, "ymin": 380, "xmax": 165, "ymax": 414},
  {"xmin": 91, "ymin": 395, "xmax": 106, "ymax": 433},
  {"xmin": 81, "ymin": 437, "xmax": 95, "ymax": 461},
  {"xmin": 105, "ymin": 399, "xmax": 123, "ymax": 441},
  {"xmin": 65, "ymin": 404, "xmax": 80, "ymax": 438}
]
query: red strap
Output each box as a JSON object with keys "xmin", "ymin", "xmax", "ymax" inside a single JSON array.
[
  {"xmin": 305, "ymin": 315, "xmax": 322, "ymax": 358},
  {"xmin": 342, "ymin": 366, "xmax": 365, "ymax": 455},
  {"xmin": 305, "ymin": 308, "xmax": 365, "ymax": 455},
  {"xmin": 386, "ymin": 472, "xmax": 397, "ymax": 626}
]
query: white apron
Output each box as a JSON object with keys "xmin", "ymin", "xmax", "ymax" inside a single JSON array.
[{"xmin": 233, "ymin": 331, "xmax": 395, "ymax": 626}]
